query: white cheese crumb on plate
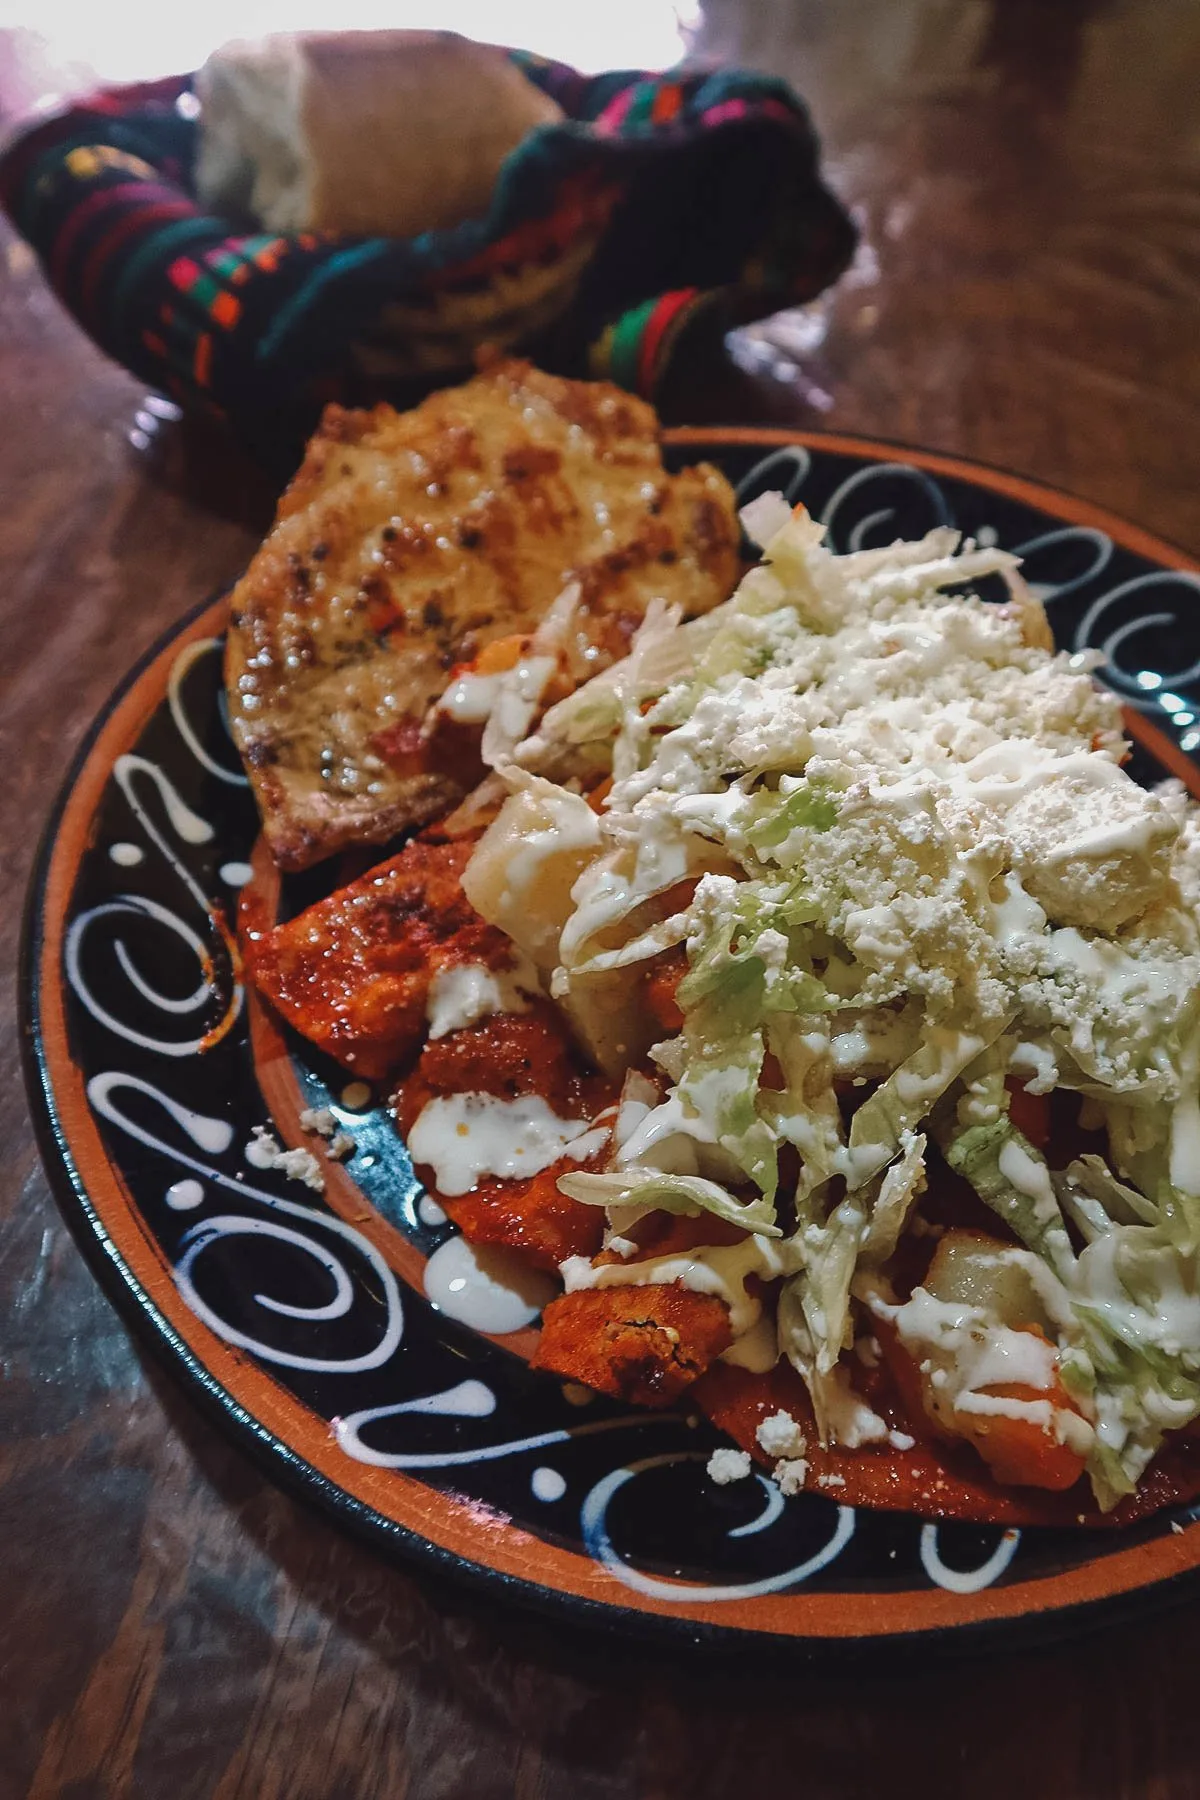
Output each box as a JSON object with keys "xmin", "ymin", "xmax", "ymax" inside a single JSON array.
[
  {"xmin": 706, "ymin": 1448, "xmax": 752, "ymax": 1485},
  {"xmin": 245, "ymin": 1125, "xmax": 326, "ymax": 1192}
]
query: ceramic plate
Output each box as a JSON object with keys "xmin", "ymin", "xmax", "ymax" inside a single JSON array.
[{"xmin": 23, "ymin": 431, "xmax": 1200, "ymax": 1655}]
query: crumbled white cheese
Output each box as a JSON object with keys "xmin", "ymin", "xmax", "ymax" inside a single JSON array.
[
  {"xmin": 706, "ymin": 1448, "xmax": 752, "ymax": 1485},
  {"xmin": 530, "ymin": 510, "xmax": 1188, "ymax": 1058},
  {"xmin": 299, "ymin": 1106, "xmax": 337, "ymax": 1138},
  {"xmin": 245, "ymin": 1126, "xmax": 325, "ymax": 1192},
  {"xmin": 755, "ymin": 1410, "xmax": 807, "ymax": 1459},
  {"xmin": 327, "ymin": 1131, "xmax": 356, "ymax": 1161},
  {"xmin": 245, "ymin": 1125, "xmax": 279, "ymax": 1170},
  {"xmin": 474, "ymin": 506, "xmax": 1200, "ymax": 1499},
  {"xmin": 774, "ymin": 1457, "xmax": 809, "ymax": 1496}
]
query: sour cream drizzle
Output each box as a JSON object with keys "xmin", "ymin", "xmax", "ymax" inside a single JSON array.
[
  {"xmin": 560, "ymin": 1235, "xmax": 794, "ymax": 1338},
  {"xmin": 423, "ymin": 1234, "xmax": 556, "ymax": 1333},
  {"xmin": 408, "ymin": 1093, "xmax": 605, "ymax": 1197},
  {"xmin": 424, "ymin": 955, "xmax": 541, "ymax": 1040},
  {"xmin": 868, "ymin": 1285, "xmax": 1094, "ymax": 1453}
]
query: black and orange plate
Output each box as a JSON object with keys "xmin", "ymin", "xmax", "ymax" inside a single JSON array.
[{"xmin": 21, "ymin": 432, "xmax": 1200, "ymax": 1654}]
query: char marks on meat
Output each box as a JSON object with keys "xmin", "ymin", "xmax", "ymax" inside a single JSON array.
[{"xmin": 226, "ymin": 358, "xmax": 740, "ymax": 868}]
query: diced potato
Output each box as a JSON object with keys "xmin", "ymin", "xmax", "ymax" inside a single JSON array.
[
  {"xmin": 463, "ymin": 781, "xmax": 655, "ymax": 1075},
  {"xmin": 462, "ymin": 781, "xmax": 600, "ymax": 971},
  {"xmin": 922, "ymin": 1228, "xmax": 1055, "ymax": 1334}
]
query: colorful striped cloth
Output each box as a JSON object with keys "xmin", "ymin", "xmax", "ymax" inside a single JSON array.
[{"xmin": 0, "ymin": 55, "xmax": 855, "ymax": 465}]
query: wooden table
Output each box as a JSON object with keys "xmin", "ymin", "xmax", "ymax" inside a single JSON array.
[{"xmin": 3, "ymin": 3, "xmax": 1200, "ymax": 1794}]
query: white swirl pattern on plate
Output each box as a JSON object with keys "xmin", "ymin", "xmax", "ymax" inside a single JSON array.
[
  {"xmin": 87, "ymin": 1070, "xmax": 405, "ymax": 1374},
  {"xmin": 818, "ymin": 460, "xmax": 953, "ymax": 550},
  {"xmin": 66, "ymin": 894, "xmax": 230, "ymax": 1056},
  {"xmin": 66, "ymin": 742, "xmax": 243, "ymax": 1054},
  {"xmin": 581, "ymin": 1454, "xmax": 857, "ymax": 1602},
  {"xmin": 919, "ymin": 1524, "xmax": 1022, "ymax": 1595}
]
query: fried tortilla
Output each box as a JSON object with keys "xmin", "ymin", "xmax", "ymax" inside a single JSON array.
[
  {"xmin": 242, "ymin": 835, "xmax": 494, "ymax": 1080},
  {"xmin": 533, "ymin": 1284, "xmax": 734, "ymax": 1407},
  {"xmin": 225, "ymin": 358, "xmax": 741, "ymax": 869},
  {"xmin": 695, "ymin": 1360, "xmax": 1200, "ymax": 1528}
]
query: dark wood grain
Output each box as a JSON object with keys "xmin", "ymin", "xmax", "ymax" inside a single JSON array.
[{"xmin": 3, "ymin": 4, "xmax": 1200, "ymax": 1795}]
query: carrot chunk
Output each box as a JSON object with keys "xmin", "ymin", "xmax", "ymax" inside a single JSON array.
[{"xmin": 875, "ymin": 1316, "xmax": 1087, "ymax": 1493}]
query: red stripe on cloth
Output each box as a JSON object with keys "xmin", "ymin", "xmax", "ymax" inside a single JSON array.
[
  {"xmin": 594, "ymin": 85, "xmax": 638, "ymax": 134},
  {"xmin": 650, "ymin": 83, "xmax": 683, "ymax": 123},
  {"xmin": 83, "ymin": 74, "xmax": 191, "ymax": 115},
  {"xmin": 437, "ymin": 172, "xmax": 617, "ymax": 284},
  {"xmin": 49, "ymin": 181, "xmax": 175, "ymax": 288},
  {"xmin": 699, "ymin": 98, "xmax": 750, "ymax": 126},
  {"xmin": 210, "ymin": 289, "xmax": 241, "ymax": 328},
  {"xmin": 167, "ymin": 255, "xmax": 202, "ymax": 290},
  {"xmin": 79, "ymin": 198, "xmax": 194, "ymax": 312},
  {"xmin": 637, "ymin": 287, "xmax": 699, "ymax": 394},
  {"xmin": 757, "ymin": 98, "xmax": 801, "ymax": 125}
]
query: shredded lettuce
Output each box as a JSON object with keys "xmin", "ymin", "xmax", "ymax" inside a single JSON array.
[
  {"xmin": 739, "ymin": 491, "xmax": 794, "ymax": 548},
  {"xmin": 760, "ymin": 1016, "xmax": 846, "ymax": 1198},
  {"xmin": 557, "ymin": 1169, "xmax": 780, "ymax": 1237},
  {"xmin": 742, "ymin": 780, "xmax": 839, "ymax": 854},
  {"xmin": 777, "ymin": 1271, "xmax": 882, "ymax": 1443},
  {"xmin": 1066, "ymin": 1225, "xmax": 1200, "ymax": 1505},
  {"xmin": 797, "ymin": 1195, "xmax": 869, "ymax": 1375},
  {"xmin": 940, "ymin": 1115, "xmax": 1077, "ymax": 1281},
  {"xmin": 679, "ymin": 875, "xmax": 827, "ymax": 1016},
  {"xmin": 845, "ymin": 1024, "xmax": 1007, "ymax": 1192},
  {"xmin": 671, "ymin": 873, "xmax": 831, "ymax": 1198},
  {"xmin": 445, "ymin": 495, "xmax": 1200, "ymax": 1511},
  {"xmin": 1055, "ymin": 1155, "xmax": 1158, "ymax": 1241},
  {"xmin": 778, "ymin": 1132, "xmax": 926, "ymax": 1411},
  {"xmin": 678, "ymin": 1032, "xmax": 776, "ymax": 1200},
  {"xmin": 777, "ymin": 1270, "xmax": 819, "ymax": 1392},
  {"xmin": 858, "ymin": 1131, "xmax": 928, "ymax": 1265}
]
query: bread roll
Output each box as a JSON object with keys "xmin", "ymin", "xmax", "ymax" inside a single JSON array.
[{"xmin": 195, "ymin": 30, "xmax": 563, "ymax": 239}]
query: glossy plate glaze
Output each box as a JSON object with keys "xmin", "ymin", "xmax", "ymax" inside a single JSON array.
[{"xmin": 22, "ymin": 432, "xmax": 1200, "ymax": 1655}]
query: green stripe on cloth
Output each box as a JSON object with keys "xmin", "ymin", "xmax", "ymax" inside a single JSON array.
[
  {"xmin": 594, "ymin": 295, "xmax": 659, "ymax": 392},
  {"xmin": 257, "ymin": 240, "xmax": 393, "ymax": 359},
  {"xmin": 108, "ymin": 216, "xmax": 221, "ymax": 328},
  {"xmin": 622, "ymin": 83, "xmax": 658, "ymax": 128}
]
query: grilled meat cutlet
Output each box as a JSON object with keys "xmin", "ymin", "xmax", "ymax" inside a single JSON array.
[{"xmin": 225, "ymin": 359, "xmax": 741, "ymax": 869}]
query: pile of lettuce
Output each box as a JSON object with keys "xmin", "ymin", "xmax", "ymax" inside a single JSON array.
[{"xmin": 463, "ymin": 497, "xmax": 1200, "ymax": 1507}]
